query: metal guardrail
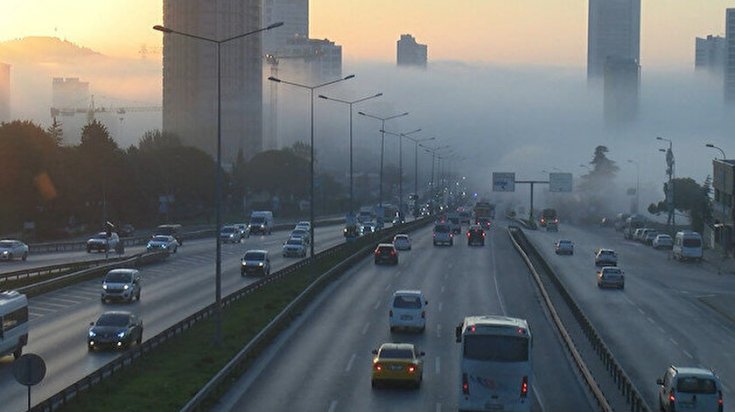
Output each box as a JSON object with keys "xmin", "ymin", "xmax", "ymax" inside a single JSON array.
[
  {"xmin": 508, "ymin": 226, "xmax": 650, "ymax": 412},
  {"xmin": 0, "ymin": 256, "xmax": 130, "ymax": 285},
  {"xmin": 31, "ymin": 218, "xmax": 429, "ymax": 412}
]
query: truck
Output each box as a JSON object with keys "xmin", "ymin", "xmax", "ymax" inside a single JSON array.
[
  {"xmin": 249, "ymin": 211, "xmax": 274, "ymax": 235},
  {"xmin": 358, "ymin": 206, "xmax": 374, "ymax": 224},
  {"xmin": 473, "ymin": 201, "xmax": 496, "ymax": 229}
]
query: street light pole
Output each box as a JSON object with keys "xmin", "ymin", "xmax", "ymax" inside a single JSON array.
[
  {"xmin": 153, "ymin": 21, "xmax": 283, "ymax": 347},
  {"xmin": 706, "ymin": 143, "xmax": 727, "ymax": 160},
  {"xmin": 380, "ymin": 128, "xmax": 421, "ymax": 218},
  {"xmin": 627, "ymin": 159, "xmax": 640, "ymax": 214},
  {"xmin": 405, "ymin": 136, "xmax": 435, "ymax": 214},
  {"xmin": 657, "ymin": 136, "xmax": 675, "ymax": 232},
  {"xmin": 318, "ymin": 92, "xmax": 383, "ymax": 216},
  {"xmin": 268, "ymin": 74, "xmax": 356, "ymax": 258}
]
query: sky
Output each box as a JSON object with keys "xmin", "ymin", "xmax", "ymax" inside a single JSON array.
[{"xmin": 1, "ymin": 0, "xmax": 734, "ymax": 67}]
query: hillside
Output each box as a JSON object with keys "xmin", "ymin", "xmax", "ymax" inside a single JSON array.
[{"xmin": 0, "ymin": 36, "xmax": 103, "ymax": 64}]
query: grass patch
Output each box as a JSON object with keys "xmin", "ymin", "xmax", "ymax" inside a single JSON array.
[{"xmin": 57, "ymin": 235, "xmax": 381, "ymax": 412}]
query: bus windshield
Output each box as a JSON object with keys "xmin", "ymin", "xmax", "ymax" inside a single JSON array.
[{"xmin": 464, "ymin": 334, "xmax": 529, "ymax": 362}]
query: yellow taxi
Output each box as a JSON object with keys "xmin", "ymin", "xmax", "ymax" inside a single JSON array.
[{"xmin": 371, "ymin": 343, "xmax": 424, "ymax": 388}]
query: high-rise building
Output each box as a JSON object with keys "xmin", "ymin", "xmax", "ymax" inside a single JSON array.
[
  {"xmin": 726, "ymin": 8, "xmax": 735, "ymax": 103},
  {"xmin": 51, "ymin": 77, "xmax": 90, "ymax": 110},
  {"xmin": 162, "ymin": 0, "xmax": 263, "ymax": 160},
  {"xmin": 262, "ymin": 0, "xmax": 308, "ymax": 55},
  {"xmin": 695, "ymin": 35, "xmax": 726, "ymax": 73},
  {"xmin": 603, "ymin": 56, "xmax": 639, "ymax": 125},
  {"xmin": 397, "ymin": 34, "xmax": 427, "ymax": 68},
  {"xmin": 0, "ymin": 63, "xmax": 9, "ymax": 122},
  {"xmin": 587, "ymin": 0, "xmax": 641, "ymax": 80},
  {"xmin": 279, "ymin": 37, "xmax": 342, "ymax": 81}
]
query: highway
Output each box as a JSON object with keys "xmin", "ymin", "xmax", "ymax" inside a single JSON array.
[
  {"xmin": 523, "ymin": 223, "xmax": 735, "ymax": 411},
  {"xmin": 216, "ymin": 223, "xmax": 593, "ymax": 412},
  {"xmin": 0, "ymin": 224, "xmax": 349, "ymax": 411},
  {"xmin": 0, "ymin": 245, "xmax": 150, "ymax": 275}
]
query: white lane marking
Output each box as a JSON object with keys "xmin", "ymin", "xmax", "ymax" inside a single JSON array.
[
  {"xmin": 646, "ymin": 316, "xmax": 656, "ymax": 324},
  {"xmin": 435, "ymin": 356, "xmax": 441, "ymax": 375},
  {"xmin": 436, "ymin": 323, "xmax": 442, "ymax": 338},
  {"xmin": 669, "ymin": 338, "xmax": 678, "ymax": 346},
  {"xmin": 394, "ymin": 270, "xmax": 400, "ymax": 278},
  {"xmin": 384, "ymin": 283, "xmax": 391, "ymax": 291},
  {"xmin": 637, "ymin": 308, "xmax": 645, "ymax": 315},
  {"xmin": 361, "ymin": 323, "xmax": 370, "ymax": 335},
  {"xmin": 328, "ymin": 400, "xmax": 338, "ymax": 412},
  {"xmin": 490, "ymin": 236, "xmax": 507, "ymax": 314},
  {"xmin": 373, "ymin": 299, "xmax": 381, "ymax": 310},
  {"xmin": 443, "ymin": 273, "xmax": 449, "ymax": 280},
  {"xmin": 684, "ymin": 350, "xmax": 694, "ymax": 359},
  {"xmin": 438, "ymin": 302, "xmax": 443, "ymax": 312},
  {"xmin": 657, "ymin": 326, "xmax": 666, "ymax": 334},
  {"xmin": 345, "ymin": 353, "xmax": 356, "ymax": 372},
  {"xmin": 440, "ymin": 286, "xmax": 446, "ymax": 293},
  {"xmin": 436, "ymin": 403, "xmax": 441, "ymax": 412}
]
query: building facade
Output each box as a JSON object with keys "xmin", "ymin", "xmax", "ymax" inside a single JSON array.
[
  {"xmin": 51, "ymin": 77, "xmax": 89, "ymax": 112},
  {"xmin": 587, "ymin": 0, "xmax": 641, "ymax": 80},
  {"xmin": 603, "ymin": 56, "xmax": 639, "ymax": 125},
  {"xmin": 726, "ymin": 9, "xmax": 735, "ymax": 103},
  {"xmin": 397, "ymin": 34, "xmax": 427, "ymax": 68},
  {"xmin": 262, "ymin": 0, "xmax": 308, "ymax": 55},
  {"xmin": 0, "ymin": 63, "xmax": 9, "ymax": 122},
  {"xmin": 162, "ymin": 0, "xmax": 263, "ymax": 160},
  {"xmin": 696, "ymin": 35, "xmax": 726, "ymax": 73},
  {"xmin": 712, "ymin": 159, "xmax": 735, "ymax": 252}
]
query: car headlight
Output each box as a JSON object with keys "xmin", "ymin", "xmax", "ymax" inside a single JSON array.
[
  {"xmin": 102, "ymin": 284, "xmax": 108, "ymax": 290},
  {"xmin": 89, "ymin": 330, "xmax": 96, "ymax": 337},
  {"xmin": 258, "ymin": 262, "xmax": 264, "ymax": 266},
  {"xmin": 117, "ymin": 330, "xmax": 126, "ymax": 338},
  {"xmin": 123, "ymin": 284, "xmax": 129, "ymax": 290}
]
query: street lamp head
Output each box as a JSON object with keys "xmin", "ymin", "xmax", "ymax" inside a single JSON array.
[
  {"xmin": 267, "ymin": 76, "xmax": 281, "ymax": 83},
  {"xmin": 656, "ymin": 136, "xmax": 663, "ymax": 141},
  {"xmin": 318, "ymin": 94, "xmax": 328, "ymax": 100},
  {"xmin": 153, "ymin": 25, "xmax": 172, "ymax": 33},
  {"xmin": 267, "ymin": 22, "xmax": 284, "ymax": 30},
  {"xmin": 706, "ymin": 143, "xmax": 715, "ymax": 148},
  {"xmin": 374, "ymin": 93, "xmax": 384, "ymax": 98},
  {"xmin": 344, "ymin": 74, "xmax": 356, "ymax": 80},
  {"xmin": 658, "ymin": 148, "xmax": 666, "ymax": 153},
  {"xmin": 357, "ymin": 111, "xmax": 366, "ymax": 116}
]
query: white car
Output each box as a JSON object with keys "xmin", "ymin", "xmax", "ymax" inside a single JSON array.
[
  {"xmin": 146, "ymin": 235, "xmax": 179, "ymax": 253},
  {"xmin": 597, "ymin": 266, "xmax": 625, "ymax": 289},
  {"xmin": 594, "ymin": 248, "xmax": 618, "ymax": 266},
  {"xmin": 220, "ymin": 225, "xmax": 243, "ymax": 243},
  {"xmin": 283, "ymin": 237, "xmax": 307, "ymax": 258},
  {"xmin": 290, "ymin": 228, "xmax": 311, "ymax": 245},
  {"xmin": 393, "ymin": 234, "xmax": 412, "ymax": 250},
  {"xmin": 87, "ymin": 232, "xmax": 120, "ymax": 253},
  {"xmin": 389, "ymin": 290, "xmax": 427, "ymax": 333},
  {"xmin": 0, "ymin": 239, "xmax": 29, "ymax": 261},
  {"xmin": 294, "ymin": 221, "xmax": 311, "ymax": 232},
  {"xmin": 657, "ymin": 366, "xmax": 723, "ymax": 412},
  {"xmin": 652, "ymin": 234, "xmax": 673, "ymax": 249}
]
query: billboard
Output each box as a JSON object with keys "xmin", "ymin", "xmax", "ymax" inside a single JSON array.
[
  {"xmin": 549, "ymin": 173, "xmax": 573, "ymax": 192},
  {"xmin": 492, "ymin": 172, "xmax": 516, "ymax": 192}
]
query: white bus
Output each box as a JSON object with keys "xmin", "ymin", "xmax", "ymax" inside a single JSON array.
[
  {"xmin": 0, "ymin": 290, "xmax": 29, "ymax": 359},
  {"xmin": 455, "ymin": 315, "xmax": 532, "ymax": 412}
]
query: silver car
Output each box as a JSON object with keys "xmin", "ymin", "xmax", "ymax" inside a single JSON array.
[
  {"xmin": 283, "ymin": 237, "xmax": 307, "ymax": 258},
  {"xmin": 101, "ymin": 269, "xmax": 141, "ymax": 303},
  {"xmin": 0, "ymin": 239, "xmax": 29, "ymax": 261},
  {"xmin": 87, "ymin": 232, "xmax": 120, "ymax": 253},
  {"xmin": 241, "ymin": 250, "xmax": 271, "ymax": 276},
  {"xmin": 146, "ymin": 235, "xmax": 178, "ymax": 253}
]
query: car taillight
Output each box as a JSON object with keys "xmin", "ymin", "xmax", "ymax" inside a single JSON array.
[
  {"xmin": 462, "ymin": 373, "xmax": 469, "ymax": 394},
  {"xmin": 718, "ymin": 390, "xmax": 723, "ymax": 411},
  {"xmin": 374, "ymin": 250, "xmax": 380, "ymax": 255},
  {"xmin": 389, "ymin": 310, "xmax": 393, "ymax": 317},
  {"xmin": 374, "ymin": 363, "xmax": 382, "ymax": 371},
  {"xmin": 421, "ymin": 311, "xmax": 426, "ymax": 318},
  {"xmin": 390, "ymin": 250, "xmax": 396, "ymax": 256},
  {"xmin": 668, "ymin": 389, "xmax": 676, "ymax": 404},
  {"xmin": 482, "ymin": 232, "xmax": 486, "ymax": 237},
  {"xmin": 520, "ymin": 376, "xmax": 528, "ymax": 397},
  {"xmin": 466, "ymin": 232, "xmax": 470, "ymax": 237},
  {"xmin": 408, "ymin": 365, "xmax": 416, "ymax": 373}
]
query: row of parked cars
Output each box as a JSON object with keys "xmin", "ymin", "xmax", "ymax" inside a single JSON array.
[{"xmin": 629, "ymin": 227, "xmax": 704, "ymax": 262}]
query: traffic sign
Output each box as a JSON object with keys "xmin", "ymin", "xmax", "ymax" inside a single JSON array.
[
  {"xmin": 13, "ymin": 353, "xmax": 46, "ymax": 411},
  {"xmin": 549, "ymin": 173, "xmax": 573, "ymax": 192},
  {"xmin": 492, "ymin": 172, "xmax": 516, "ymax": 192}
]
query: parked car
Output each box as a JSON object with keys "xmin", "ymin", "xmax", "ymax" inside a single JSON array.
[
  {"xmin": 241, "ymin": 250, "xmax": 271, "ymax": 276},
  {"xmin": 594, "ymin": 248, "xmax": 618, "ymax": 266},
  {"xmin": 653, "ymin": 234, "xmax": 674, "ymax": 249},
  {"xmin": 101, "ymin": 268, "xmax": 141, "ymax": 303},
  {"xmin": 283, "ymin": 237, "xmax": 307, "ymax": 258},
  {"xmin": 555, "ymin": 239, "xmax": 574, "ymax": 255},
  {"xmin": 220, "ymin": 225, "xmax": 243, "ymax": 243},
  {"xmin": 86, "ymin": 232, "xmax": 120, "ymax": 253},
  {"xmin": 146, "ymin": 235, "xmax": 178, "ymax": 253},
  {"xmin": 393, "ymin": 234, "xmax": 412, "ymax": 250},
  {"xmin": 597, "ymin": 266, "xmax": 625, "ymax": 289},
  {"xmin": 642, "ymin": 229, "xmax": 659, "ymax": 245},
  {"xmin": 673, "ymin": 231, "xmax": 703, "ymax": 262},
  {"xmin": 374, "ymin": 243, "xmax": 399, "ymax": 265},
  {"xmin": 657, "ymin": 366, "xmax": 723, "ymax": 412},
  {"xmin": 389, "ymin": 290, "xmax": 427, "ymax": 332},
  {"xmin": 88, "ymin": 311, "xmax": 143, "ymax": 351},
  {"xmin": 0, "ymin": 239, "xmax": 29, "ymax": 261},
  {"xmin": 632, "ymin": 228, "xmax": 646, "ymax": 241}
]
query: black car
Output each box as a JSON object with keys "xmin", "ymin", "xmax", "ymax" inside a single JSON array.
[
  {"xmin": 374, "ymin": 243, "xmax": 398, "ymax": 265},
  {"xmin": 467, "ymin": 225, "xmax": 485, "ymax": 246},
  {"xmin": 88, "ymin": 311, "xmax": 143, "ymax": 351}
]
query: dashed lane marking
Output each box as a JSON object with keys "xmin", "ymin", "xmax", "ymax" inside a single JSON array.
[
  {"xmin": 373, "ymin": 299, "xmax": 381, "ymax": 310},
  {"xmin": 436, "ymin": 323, "xmax": 442, "ymax": 338},
  {"xmin": 683, "ymin": 350, "xmax": 694, "ymax": 359},
  {"xmin": 438, "ymin": 302, "xmax": 443, "ymax": 312},
  {"xmin": 361, "ymin": 323, "xmax": 370, "ymax": 335},
  {"xmin": 435, "ymin": 357, "xmax": 441, "ymax": 375},
  {"xmin": 327, "ymin": 400, "xmax": 338, "ymax": 412},
  {"xmin": 345, "ymin": 353, "xmax": 356, "ymax": 373}
]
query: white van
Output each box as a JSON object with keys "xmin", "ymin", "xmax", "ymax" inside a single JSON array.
[
  {"xmin": 389, "ymin": 290, "xmax": 427, "ymax": 332},
  {"xmin": 673, "ymin": 231, "xmax": 703, "ymax": 262},
  {"xmin": 0, "ymin": 290, "xmax": 29, "ymax": 359},
  {"xmin": 249, "ymin": 211, "xmax": 274, "ymax": 235},
  {"xmin": 456, "ymin": 316, "xmax": 532, "ymax": 412}
]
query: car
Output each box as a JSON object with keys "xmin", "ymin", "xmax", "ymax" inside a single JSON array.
[
  {"xmin": 555, "ymin": 239, "xmax": 574, "ymax": 255},
  {"xmin": 0, "ymin": 291, "xmax": 29, "ymax": 359},
  {"xmin": 594, "ymin": 248, "xmax": 618, "ymax": 266},
  {"xmin": 220, "ymin": 225, "xmax": 243, "ymax": 243},
  {"xmin": 642, "ymin": 229, "xmax": 659, "ymax": 245},
  {"xmin": 476, "ymin": 217, "xmax": 492, "ymax": 230},
  {"xmin": 234, "ymin": 223, "xmax": 251, "ymax": 239},
  {"xmin": 361, "ymin": 223, "xmax": 376, "ymax": 235},
  {"xmin": 393, "ymin": 234, "xmax": 412, "ymax": 250},
  {"xmin": 632, "ymin": 228, "xmax": 646, "ymax": 241},
  {"xmin": 371, "ymin": 343, "xmax": 424, "ymax": 389},
  {"xmin": 638, "ymin": 228, "xmax": 656, "ymax": 243},
  {"xmin": 392, "ymin": 215, "xmax": 404, "ymax": 225},
  {"xmin": 389, "ymin": 290, "xmax": 427, "ymax": 332},
  {"xmin": 86, "ymin": 232, "xmax": 120, "ymax": 253},
  {"xmin": 447, "ymin": 213, "xmax": 462, "ymax": 234},
  {"xmin": 294, "ymin": 221, "xmax": 311, "ymax": 232},
  {"xmin": 374, "ymin": 243, "xmax": 398, "ymax": 265},
  {"xmin": 155, "ymin": 224, "xmax": 183, "ymax": 245},
  {"xmin": 283, "ymin": 237, "xmax": 307, "ymax": 258},
  {"xmin": 88, "ymin": 311, "xmax": 143, "ymax": 351},
  {"xmin": 466, "ymin": 225, "xmax": 485, "ymax": 246},
  {"xmin": 459, "ymin": 210, "xmax": 472, "ymax": 225},
  {"xmin": 0, "ymin": 239, "xmax": 29, "ymax": 261},
  {"xmin": 249, "ymin": 211, "xmax": 274, "ymax": 235},
  {"xmin": 657, "ymin": 366, "xmax": 723, "ymax": 412},
  {"xmin": 146, "ymin": 235, "xmax": 178, "ymax": 253},
  {"xmin": 290, "ymin": 228, "xmax": 311, "ymax": 245},
  {"xmin": 653, "ymin": 234, "xmax": 674, "ymax": 249},
  {"xmin": 433, "ymin": 223, "xmax": 453, "ymax": 246},
  {"xmin": 101, "ymin": 268, "xmax": 141, "ymax": 303},
  {"xmin": 597, "ymin": 266, "xmax": 624, "ymax": 289},
  {"xmin": 241, "ymin": 250, "xmax": 271, "ymax": 276},
  {"xmin": 118, "ymin": 224, "xmax": 136, "ymax": 237}
]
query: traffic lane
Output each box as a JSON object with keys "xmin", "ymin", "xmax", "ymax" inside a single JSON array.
[
  {"xmin": 223, "ymin": 223, "xmax": 591, "ymax": 411},
  {"xmin": 0, "ymin": 245, "xmax": 149, "ymax": 275},
  {"xmin": 0, "ymin": 226, "xmax": 348, "ymax": 411},
  {"xmin": 525, "ymin": 226, "xmax": 735, "ymax": 409}
]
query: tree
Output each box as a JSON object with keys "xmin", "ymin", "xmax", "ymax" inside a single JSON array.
[
  {"xmin": 46, "ymin": 118, "xmax": 64, "ymax": 145},
  {"xmin": 578, "ymin": 145, "xmax": 619, "ymax": 192},
  {"xmin": 647, "ymin": 176, "xmax": 711, "ymax": 232},
  {"xmin": 138, "ymin": 129, "xmax": 182, "ymax": 152}
]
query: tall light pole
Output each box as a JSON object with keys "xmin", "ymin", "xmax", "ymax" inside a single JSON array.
[
  {"xmin": 153, "ymin": 21, "xmax": 283, "ymax": 346},
  {"xmin": 318, "ymin": 92, "xmax": 383, "ymax": 216},
  {"xmin": 405, "ymin": 136, "xmax": 435, "ymax": 215},
  {"xmin": 358, "ymin": 111, "xmax": 409, "ymax": 210},
  {"xmin": 627, "ymin": 159, "xmax": 640, "ymax": 214},
  {"xmin": 421, "ymin": 144, "xmax": 451, "ymax": 197},
  {"xmin": 268, "ymin": 74, "xmax": 356, "ymax": 258},
  {"xmin": 657, "ymin": 136, "xmax": 675, "ymax": 232},
  {"xmin": 705, "ymin": 143, "xmax": 727, "ymax": 160},
  {"xmin": 380, "ymin": 128, "xmax": 422, "ymax": 218}
]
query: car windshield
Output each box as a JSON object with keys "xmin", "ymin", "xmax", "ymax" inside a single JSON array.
[
  {"xmin": 105, "ymin": 272, "xmax": 132, "ymax": 282},
  {"xmin": 221, "ymin": 227, "xmax": 236, "ymax": 233},
  {"xmin": 434, "ymin": 225, "xmax": 449, "ymax": 233},
  {"xmin": 464, "ymin": 335, "xmax": 529, "ymax": 362},
  {"xmin": 393, "ymin": 295, "xmax": 421, "ymax": 308},
  {"xmin": 559, "ymin": 240, "xmax": 571, "ymax": 245},
  {"xmin": 92, "ymin": 234, "xmax": 107, "ymax": 239},
  {"xmin": 395, "ymin": 235, "xmax": 408, "ymax": 241},
  {"xmin": 604, "ymin": 268, "xmax": 622, "ymax": 275},
  {"xmin": 676, "ymin": 377, "xmax": 717, "ymax": 394},
  {"xmin": 96, "ymin": 313, "xmax": 130, "ymax": 327},
  {"xmin": 380, "ymin": 348, "xmax": 413, "ymax": 359},
  {"xmin": 244, "ymin": 252, "xmax": 266, "ymax": 261},
  {"xmin": 683, "ymin": 239, "xmax": 701, "ymax": 247},
  {"xmin": 286, "ymin": 239, "xmax": 302, "ymax": 245},
  {"xmin": 0, "ymin": 241, "xmax": 14, "ymax": 248},
  {"xmin": 251, "ymin": 217, "xmax": 265, "ymax": 224},
  {"xmin": 657, "ymin": 235, "xmax": 671, "ymax": 240},
  {"xmin": 151, "ymin": 236, "xmax": 170, "ymax": 242}
]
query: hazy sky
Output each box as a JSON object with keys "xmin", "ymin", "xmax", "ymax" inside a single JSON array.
[{"xmin": 1, "ymin": 0, "xmax": 734, "ymax": 67}]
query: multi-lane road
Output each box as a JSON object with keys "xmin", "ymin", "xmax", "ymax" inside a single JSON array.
[
  {"xmin": 215, "ymin": 224, "xmax": 593, "ymax": 412},
  {"xmin": 0, "ymin": 224, "xmax": 348, "ymax": 411}
]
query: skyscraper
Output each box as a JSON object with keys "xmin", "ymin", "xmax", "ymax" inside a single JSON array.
[
  {"xmin": 695, "ymin": 35, "xmax": 726, "ymax": 74},
  {"xmin": 397, "ymin": 34, "xmax": 427, "ymax": 68},
  {"xmin": 726, "ymin": 8, "xmax": 735, "ymax": 103},
  {"xmin": 603, "ymin": 56, "xmax": 639, "ymax": 125},
  {"xmin": 262, "ymin": 0, "xmax": 308, "ymax": 55},
  {"xmin": 587, "ymin": 0, "xmax": 641, "ymax": 80},
  {"xmin": 0, "ymin": 63, "xmax": 9, "ymax": 122},
  {"xmin": 162, "ymin": 0, "xmax": 263, "ymax": 160}
]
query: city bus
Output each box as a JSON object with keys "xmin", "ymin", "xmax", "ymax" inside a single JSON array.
[{"xmin": 455, "ymin": 315, "xmax": 532, "ymax": 412}]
